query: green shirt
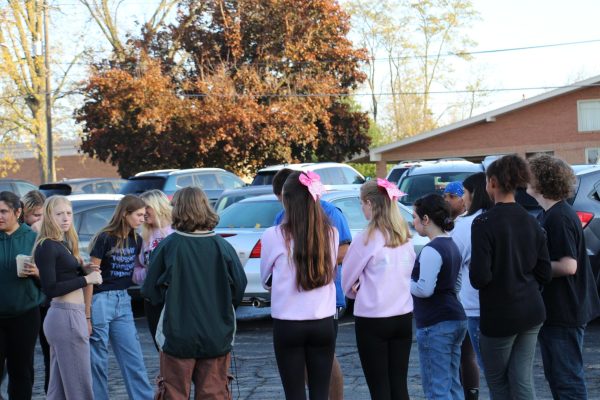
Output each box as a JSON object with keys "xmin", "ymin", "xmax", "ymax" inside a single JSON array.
[
  {"xmin": 142, "ymin": 230, "xmax": 247, "ymax": 358},
  {"xmin": 0, "ymin": 224, "xmax": 45, "ymax": 317}
]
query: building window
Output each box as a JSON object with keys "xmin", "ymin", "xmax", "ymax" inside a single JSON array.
[
  {"xmin": 526, "ymin": 151, "xmax": 554, "ymax": 159},
  {"xmin": 586, "ymin": 148, "xmax": 600, "ymax": 164},
  {"xmin": 578, "ymin": 100, "xmax": 600, "ymax": 132}
]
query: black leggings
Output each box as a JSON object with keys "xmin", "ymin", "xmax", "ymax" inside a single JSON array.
[
  {"xmin": 355, "ymin": 313, "xmax": 413, "ymax": 400},
  {"xmin": 0, "ymin": 306, "xmax": 40, "ymax": 400},
  {"xmin": 273, "ymin": 317, "xmax": 336, "ymax": 400},
  {"xmin": 39, "ymin": 304, "xmax": 50, "ymax": 393}
]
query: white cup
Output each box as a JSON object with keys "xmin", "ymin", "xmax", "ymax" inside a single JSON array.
[{"xmin": 16, "ymin": 254, "xmax": 32, "ymax": 278}]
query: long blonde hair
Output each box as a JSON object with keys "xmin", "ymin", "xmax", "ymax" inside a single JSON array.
[
  {"xmin": 34, "ymin": 196, "xmax": 80, "ymax": 260},
  {"xmin": 89, "ymin": 195, "xmax": 146, "ymax": 253},
  {"xmin": 139, "ymin": 190, "xmax": 172, "ymax": 242},
  {"xmin": 361, "ymin": 180, "xmax": 411, "ymax": 247}
]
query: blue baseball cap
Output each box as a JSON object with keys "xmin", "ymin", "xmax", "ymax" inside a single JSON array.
[{"xmin": 443, "ymin": 181, "xmax": 464, "ymax": 197}]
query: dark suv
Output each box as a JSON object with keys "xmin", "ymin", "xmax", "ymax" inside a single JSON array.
[{"xmin": 397, "ymin": 160, "xmax": 484, "ymax": 205}]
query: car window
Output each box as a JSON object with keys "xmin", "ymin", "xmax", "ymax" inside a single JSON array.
[
  {"xmin": 251, "ymin": 171, "xmax": 277, "ymax": 186},
  {"xmin": 120, "ymin": 177, "xmax": 165, "ymax": 194},
  {"xmin": 81, "ymin": 184, "xmax": 94, "ymax": 194},
  {"xmin": 195, "ymin": 174, "xmax": 220, "ymax": 189},
  {"xmin": 399, "ymin": 172, "xmax": 476, "ymax": 205},
  {"xmin": 220, "ymin": 173, "xmax": 245, "ymax": 189},
  {"xmin": 78, "ymin": 207, "xmax": 116, "ymax": 236},
  {"xmin": 387, "ymin": 168, "xmax": 407, "ymax": 184},
  {"xmin": 214, "ymin": 194, "xmax": 250, "ymax": 213},
  {"xmin": 317, "ymin": 167, "xmax": 345, "ymax": 185},
  {"xmin": 217, "ymin": 201, "xmax": 283, "ymax": 229},
  {"xmin": 15, "ymin": 181, "xmax": 37, "ymax": 196},
  {"xmin": 176, "ymin": 174, "xmax": 194, "ymax": 189},
  {"xmin": 341, "ymin": 167, "xmax": 365, "ymax": 185},
  {"xmin": 330, "ymin": 197, "xmax": 368, "ymax": 230},
  {"xmin": 0, "ymin": 182, "xmax": 13, "ymax": 193},
  {"xmin": 95, "ymin": 182, "xmax": 115, "ymax": 194}
]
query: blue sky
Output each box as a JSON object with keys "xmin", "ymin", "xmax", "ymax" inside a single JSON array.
[{"xmin": 459, "ymin": 0, "xmax": 600, "ymax": 111}]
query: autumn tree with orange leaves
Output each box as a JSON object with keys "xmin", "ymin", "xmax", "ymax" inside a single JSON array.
[{"xmin": 76, "ymin": 0, "xmax": 371, "ymax": 177}]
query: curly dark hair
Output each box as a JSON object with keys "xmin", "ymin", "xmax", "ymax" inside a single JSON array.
[
  {"xmin": 528, "ymin": 154, "xmax": 575, "ymax": 201},
  {"xmin": 486, "ymin": 154, "xmax": 530, "ymax": 193}
]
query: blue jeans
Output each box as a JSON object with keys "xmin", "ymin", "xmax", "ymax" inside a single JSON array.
[
  {"xmin": 480, "ymin": 323, "xmax": 541, "ymax": 400},
  {"xmin": 538, "ymin": 325, "xmax": 587, "ymax": 400},
  {"xmin": 416, "ymin": 319, "xmax": 467, "ymax": 400},
  {"xmin": 467, "ymin": 317, "xmax": 484, "ymax": 373},
  {"xmin": 90, "ymin": 290, "xmax": 154, "ymax": 400}
]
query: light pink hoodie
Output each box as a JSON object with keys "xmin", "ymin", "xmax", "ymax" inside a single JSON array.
[
  {"xmin": 260, "ymin": 225, "xmax": 338, "ymax": 320},
  {"xmin": 342, "ymin": 229, "xmax": 415, "ymax": 318}
]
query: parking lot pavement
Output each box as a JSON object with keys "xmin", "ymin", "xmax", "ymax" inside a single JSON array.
[{"xmin": 24, "ymin": 306, "xmax": 600, "ymax": 399}]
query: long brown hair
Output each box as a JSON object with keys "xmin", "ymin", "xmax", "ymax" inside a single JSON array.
[
  {"xmin": 360, "ymin": 180, "xmax": 411, "ymax": 247},
  {"xmin": 281, "ymin": 171, "xmax": 334, "ymax": 291},
  {"xmin": 89, "ymin": 195, "xmax": 146, "ymax": 252},
  {"xmin": 34, "ymin": 196, "xmax": 80, "ymax": 261}
]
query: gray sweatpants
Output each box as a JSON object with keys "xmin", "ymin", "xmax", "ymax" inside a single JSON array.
[{"xmin": 44, "ymin": 301, "xmax": 94, "ymax": 400}]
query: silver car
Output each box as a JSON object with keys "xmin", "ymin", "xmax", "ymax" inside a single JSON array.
[{"xmin": 215, "ymin": 191, "xmax": 427, "ymax": 307}]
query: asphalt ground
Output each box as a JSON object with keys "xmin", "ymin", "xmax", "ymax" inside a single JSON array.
[{"xmin": 6, "ymin": 304, "xmax": 599, "ymax": 399}]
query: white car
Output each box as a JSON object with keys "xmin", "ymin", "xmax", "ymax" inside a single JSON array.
[
  {"xmin": 215, "ymin": 191, "xmax": 427, "ymax": 307},
  {"xmin": 251, "ymin": 162, "xmax": 365, "ymax": 191}
]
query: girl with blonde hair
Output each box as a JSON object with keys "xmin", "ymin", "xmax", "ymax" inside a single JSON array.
[
  {"xmin": 34, "ymin": 196, "xmax": 102, "ymax": 399},
  {"xmin": 134, "ymin": 189, "xmax": 174, "ymax": 351},
  {"xmin": 88, "ymin": 194, "xmax": 154, "ymax": 400},
  {"xmin": 133, "ymin": 189, "xmax": 173, "ymax": 284},
  {"xmin": 342, "ymin": 179, "xmax": 415, "ymax": 400}
]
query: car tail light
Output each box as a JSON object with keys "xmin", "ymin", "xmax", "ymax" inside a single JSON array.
[
  {"xmin": 249, "ymin": 240, "xmax": 262, "ymax": 258},
  {"xmin": 576, "ymin": 211, "xmax": 594, "ymax": 229},
  {"xmin": 218, "ymin": 233, "xmax": 237, "ymax": 238}
]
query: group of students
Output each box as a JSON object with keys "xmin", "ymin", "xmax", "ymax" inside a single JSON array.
[
  {"xmin": 261, "ymin": 154, "xmax": 599, "ymax": 400},
  {"xmin": 0, "ymin": 152, "xmax": 598, "ymax": 400},
  {"xmin": 0, "ymin": 187, "xmax": 246, "ymax": 400}
]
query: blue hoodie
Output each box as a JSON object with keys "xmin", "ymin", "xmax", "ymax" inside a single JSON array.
[{"xmin": 0, "ymin": 224, "xmax": 45, "ymax": 317}]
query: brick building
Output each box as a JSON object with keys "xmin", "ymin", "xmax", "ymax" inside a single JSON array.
[
  {"xmin": 4, "ymin": 139, "xmax": 119, "ymax": 185},
  {"xmin": 355, "ymin": 75, "xmax": 600, "ymax": 177}
]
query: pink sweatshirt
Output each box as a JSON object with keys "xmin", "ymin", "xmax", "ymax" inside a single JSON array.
[
  {"xmin": 342, "ymin": 229, "xmax": 415, "ymax": 318},
  {"xmin": 260, "ymin": 226, "xmax": 339, "ymax": 320}
]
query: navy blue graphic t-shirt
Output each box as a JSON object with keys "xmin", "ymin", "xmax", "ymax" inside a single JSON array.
[{"xmin": 90, "ymin": 232, "xmax": 142, "ymax": 293}]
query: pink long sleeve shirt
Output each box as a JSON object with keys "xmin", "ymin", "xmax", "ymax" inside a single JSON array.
[
  {"xmin": 342, "ymin": 230, "xmax": 415, "ymax": 318},
  {"xmin": 260, "ymin": 226, "xmax": 339, "ymax": 320}
]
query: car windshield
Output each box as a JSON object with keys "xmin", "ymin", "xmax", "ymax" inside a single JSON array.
[
  {"xmin": 120, "ymin": 177, "xmax": 165, "ymax": 194},
  {"xmin": 399, "ymin": 172, "xmax": 476, "ymax": 205},
  {"xmin": 251, "ymin": 171, "xmax": 277, "ymax": 186},
  {"xmin": 387, "ymin": 168, "xmax": 407, "ymax": 184},
  {"xmin": 217, "ymin": 200, "xmax": 283, "ymax": 229}
]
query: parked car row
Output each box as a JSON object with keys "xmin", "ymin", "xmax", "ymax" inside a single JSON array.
[{"xmin": 214, "ymin": 191, "xmax": 428, "ymax": 306}]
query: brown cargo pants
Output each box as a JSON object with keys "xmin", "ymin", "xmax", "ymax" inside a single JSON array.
[{"xmin": 155, "ymin": 351, "xmax": 232, "ymax": 400}]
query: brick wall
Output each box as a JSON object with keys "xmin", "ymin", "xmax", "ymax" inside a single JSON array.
[
  {"xmin": 7, "ymin": 155, "xmax": 120, "ymax": 185},
  {"xmin": 381, "ymin": 86, "xmax": 600, "ymax": 165}
]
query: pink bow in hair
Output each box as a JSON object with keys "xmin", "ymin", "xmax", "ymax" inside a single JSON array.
[
  {"xmin": 299, "ymin": 171, "xmax": 326, "ymax": 201},
  {"xmin": 377, "ymin": 178, "xmax": 405, "ymax": 201}
]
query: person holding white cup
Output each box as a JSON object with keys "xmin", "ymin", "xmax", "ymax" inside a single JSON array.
[
  {"xmin": 33, "ymin": 195, "xmax": 103, "ymax": 399},
  {"xmin": 0, "ymin": 191, "xmax": 45, "ymax": 399}
]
